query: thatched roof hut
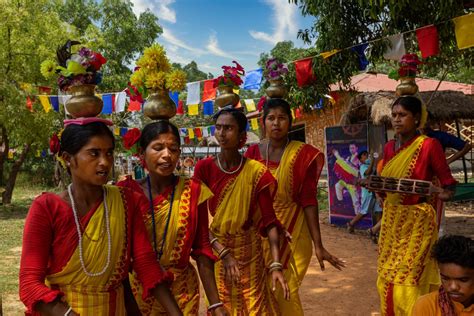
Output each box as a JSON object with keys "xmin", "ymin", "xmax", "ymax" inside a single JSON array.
[{"xmin": 343, "ymin": 90, "xmax": 474, "ymax": 125}]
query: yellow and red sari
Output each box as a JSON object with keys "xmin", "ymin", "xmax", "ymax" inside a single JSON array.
[
  {"xmin": 19, "ymin": 185, "xmax": 172, "ymax": 316},
  {"xmin": 194, "ymin": 158, "xmax": 281, "ymax": 315},
  {"xmin": 119, "ymin": 176, "xmax": 215, "ymax": 315},
  {"xmin": 378, "ymin": 135, "xmax": 457, "ymax": 316},
  {"xmin": 246, "ymin": 141, "xmax": 324, "ymax": 315}
]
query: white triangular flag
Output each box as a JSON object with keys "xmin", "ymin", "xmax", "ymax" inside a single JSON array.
[
  {"xmin": 383, "ymin": 34, "xmax": 406, "ymax": 61},
  {"xmin": 186, "ymin": 82, "xmax": 201, "ymax": 105}
]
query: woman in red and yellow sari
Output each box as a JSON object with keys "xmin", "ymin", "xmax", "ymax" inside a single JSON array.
[
  {"xmin": 19, "ymin": 120, "xmax": 181, "ymax": 315},
  {"xmin": 377, "ymin": 96, "xmax": 456, "ymax": 316},
  {"xmin": 194, "ymin": 107, "xmax": 290, "ymax": 315},
  {"xmin": 245, "ymin": 98, "xmax": 344, "ymax": 314},
  {"xmin": 118, "ymin": 121, "xmax": 228, "ymax": 316}
]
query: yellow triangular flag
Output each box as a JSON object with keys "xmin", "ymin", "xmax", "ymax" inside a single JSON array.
[
  {"xmin": 188, "ymin": 128, "xmax": 195, "ymax": 139},
  {"xmin": 36, "ymin": 150, "xmax": 41, "ymax": 158},
  {"xmin": 250, "ymin": 118, "xmax": 259, "ymax": 130},
  {"xmin": 320, "ymin": 49, "xmax": 341, "ymax": 59},
  {"xmin": 95, "ymin": 94, "xmax": 103, "ymax": 100},
  {"xmin": 114, "ymin": 127, "xmax": 120, "ymax": 136},
  {"xmin": 453, "ymin": 13, "xmax": 474, "ymax": 49},
  {"xmin": 233, "ymin": 88, "xmax": 240, "ymax": 95},
  {"xmin": 188, "ymin": 104, "xmax": 199, "ymax": 116},
  {"xmin": 291, "ymin": 109, "xmax": 296, "ymax": 119},
  {"xmin": 38, "ymin": 95, "xmax": 52, "ymax": 113},
  {"xmin": 8, "ymin": 150, "xmax": 14, "ymax": 159},
  {"xmin": 244, "ymin": 99, "xmax": 256, "ymax": 112}
]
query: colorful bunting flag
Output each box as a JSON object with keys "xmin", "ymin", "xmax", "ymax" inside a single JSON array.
[
  {"xmin": 210, "ymin": 125, "xmax": 216, "ymax": 136},
  {"xmin": 416, "ymin": 25, "xmax": 439, "ymax": 58},
  {"xmin": 49, "ymin": 96, "xmax": 59, "ymax": 112},
  {"xmin": 169, "ymin": 91, "xmax": 179, "ymax": 106},
  {"xmin": 38, "ymin": 86, "xmax": 52, "ymax": 94},
  {"xmin": 188, "ymin": 104, "xmax": 199, "ymax": 116},
  {"xmin": 295, "ymin": 57, "xmax": 316, "ymax": 87},
  {"xmin": 250, "ymin": 118, "xmax": 259, "ymax": 130},
  {"xmin": 383, "ymin": 34, "xmax": 406, "ymax": 61},
  {"xmin": 233, "ymin": 88, "xmax": 240, "ymax": 95},
  {"xmin": 113, "ymin": 127, "xmax": 120, "ymax": 136},
  {"xmin": 351, "ymin": 43, "xmax": 369, "ymax": 71},
  {"xmin": 38, "ymin": 95, "xmax": 52, "ymax": 113},
  {"xmin": 202, "ymin": 127, "xmax": 209, "ymax": 137},
  {"xmin": 194, "ymin": 128, "xmax": 203, "ymax": 140},
  {"xmin": 202, "ymin": 80, "xmax": 216, "ymax": 102},
  {"xmin": 179, "ymin": 128, "xmax": 188, "ymax": 137},
  {"xmin": 115, "ymin": 92, "xmax": 126, "ymax": 112},
  {"xmin": 244, "ymin": 99, "xmax": 256, "ymax": 112},
  {"xmin": 295, "ymin": 107, "xmax": 302, "ymax": 118},
  {"xmin": 186, "ymin": 82, "xmax": 200, "ymax": 105},
  {"xmin": 120, "ymin": 128, "xmax": 128, "ymax": 136},
  {"xmin": 177, "ymin": 100, "xmax": 184, "ymax": 115},
  {"xmin": 453, "ymin": 13, "xmax": 474, "ymax": 50},
  {"xmin": 128, "ymin": 100, "xmax": 141, "ymax": 112},
  {"xmin": 102, "ymin": 94, "xmax": 113, "ymax": 114},
  {"xmin": 8, "ymin": 150, "xmax": 14, "ymax": 159},
  {"xmin": 320, "ymin": 49, "xmax": 341, "ymax": 59},
  {"xmin": 26, "ymin": 96, "xmax": 33, "ymax": 112},
  {"xmin": 111, "ymin": 93, "xmax": 116, "ymax": 112},
  {"xmin": 243, "ymin": 68, "xmax": 263, "ymax": 90},
  {"xmin": 203, "ymin": 101, "xmax": 214, "ymax": 116},
  {"xmin": 188, "ymin": 128, "xmax": 195, "ymax": 139},
  {"xmin": 291, "ymin": 109, "xmax": 296, "ymax": 119}
]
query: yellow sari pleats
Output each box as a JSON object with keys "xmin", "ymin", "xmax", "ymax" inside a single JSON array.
[
  {"xmin": 46, "ymin": 186, "xmax": 128, "ymax": 316},
  {"xmin": 211, "ymin": 160, "xmax": 280, "ymax": 315},
  {"xmin": 378, "ymin": 136, "xmax": 440, "ymax": 316}
]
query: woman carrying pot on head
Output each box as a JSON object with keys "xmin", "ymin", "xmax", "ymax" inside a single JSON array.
[
  {"xmin": 376, "ymin": 96, "xmax": 456, "ymax": 315},
  {"xmin": 118, "ymin": 121, "xmax": 228, "ymax": 316},
  {"xmin": 245, "ymin": 98, "xmax": 344, "ymax": 314},
  {"xmin": 19, "ymin": 120, "xmax": 181, "ymax": 315},
  {"xmin": 193, "ymin": 107, "xmax": 290, "ymax": 315}
]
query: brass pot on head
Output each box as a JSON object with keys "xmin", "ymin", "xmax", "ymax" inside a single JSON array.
[
  {"xmin": 144, "ymin": 89, "xmax": 177, "ymax": 120},
  {"xmin": 265, "ymin": 78, "xmax": 288, "ymax": 98},
  {"xmin": 214, "ymin": 85, "xmax": 240, "ymax": 108},
  {"xmin": 396, "ymin": 77, "xmax": 418, "ymax": 96},
  {"xmin": 65, "ymin": 84, "xmax": 103, "ymax": 118}
]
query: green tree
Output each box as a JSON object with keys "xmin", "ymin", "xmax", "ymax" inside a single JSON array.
[
  {"xmin": 283, "ymin": 0, "xmax": 473, "ymax": 109},
  {"xmin": 0, "ymin": 0, "xmax": 74, "ymax": 204}
]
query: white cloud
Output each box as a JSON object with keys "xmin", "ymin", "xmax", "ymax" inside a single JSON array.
[
  {"xmin": 130, "ymin": 0, "xmax": 176, "ymax": 23},
  {"xmin": 206, "ymin": 33, "xmax": 236, "ymax": 59},
  {"xmin": 249, "ymin": 0, "xmax": 299, "ymax": 45},
  {"xmin": 161, "ymin": 28, "xmax": 206, "ymax": 55}
]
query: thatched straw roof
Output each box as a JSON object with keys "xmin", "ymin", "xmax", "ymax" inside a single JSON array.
[{"xmin": 344, "ymin": 90, "xmax": 474, "ymax": 125}]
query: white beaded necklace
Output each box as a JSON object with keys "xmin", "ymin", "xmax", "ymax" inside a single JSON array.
[
  {"xmin": 216, "ymin": 153, "xmax": 244, "ymax": 175},
  {"xmin": 68, "ymin": 184, "xmax": 111, "ymax": 277}
]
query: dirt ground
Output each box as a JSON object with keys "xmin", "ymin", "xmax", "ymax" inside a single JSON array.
[{"xmin": 4, "ymin": 202, "xmax": 473, "ymax": 315}]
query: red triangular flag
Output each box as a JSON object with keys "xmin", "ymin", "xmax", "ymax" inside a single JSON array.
[
  {"xmin": 295, "ymin": 107, "xmax": 302, "ymax": 118},
  {"xmin": 416, "ymin": 25, "xmax": 439, "ymax": 58},
  {"xmin": 111, "ymin": 93, "xmax": 116, "ymax": 112},
  {"xmin": 295, "ymin": 57, "xmax": 316, "ymax": 87},
  {"xmin": 177, "ymin": 100, "xmax": 184, "ymax": 115},
  {"xmin": 38, "ymin": 86, "xmax": 52, "ymax": 94},
  {"xmin": 26, "ymin": 96, "xmax": 33, "ymax": 112},
  {"xmin": 202, "ymin": 79, "xmax": 217, "ymax": 102},
  {"xmin": 128, "ymin": 100, "xmax": 141, "ymax": 112}
]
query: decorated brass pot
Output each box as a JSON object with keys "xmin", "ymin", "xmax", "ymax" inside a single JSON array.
[
  {"xmin": 214, "ymin": 85, "xmax": 240, "ymax": 108},
  {"xmin": 65, "ymin": 84, "xmax": 103, "ymax": 118},
  {"xmin": 396, "ymin": 77, "xmax": 418, "ymax": 96},
  {"xmin": 265, "ymin": 78, "xmax": 287, "ymax": 98},
  {"xmin": 144, "ymin": 89, "xmax": 177, "ymax": 120}
]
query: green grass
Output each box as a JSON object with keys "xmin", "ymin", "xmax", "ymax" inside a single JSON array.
[{"xmin": 0, "ymin": 177, "xmax": 56, "ymax": 313}]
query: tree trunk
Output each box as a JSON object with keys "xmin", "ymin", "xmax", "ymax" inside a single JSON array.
[
  {"xmin": 0, "ymin": 125, "xmax": 9, "ymax": 187},
  {"xmin": 2, "ymin": 143, "xmax": 30, "ymax": 204}
]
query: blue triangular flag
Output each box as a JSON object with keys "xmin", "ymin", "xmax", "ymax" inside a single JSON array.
[
  {"xmin": 169, "ymin": 91, "xmax": 179, "ymax": 106},
  {"xmin": 120, "ymin": 127, "xmax": 128, "ymax": 136},
  {"xmin": 49, "ymin": 96, "xmax": 60, "ymax": 112},
  {"xmin": 351, "ymin": 43, "xmax": 369, "ymax": 71},
  {"xmin": 243, "ymin": 68, "xmax": 263, "ymax": 90},
  {"xmin": 102, "ymin": 94, "xmax": 113, "ymax": 114},
  {"xmin": 210, "ymin": 125, "xmax": 216, "ymax": 136},
  {"xmin": 203, "ymin": 101, "xmax": 214, "ymax": 116}
]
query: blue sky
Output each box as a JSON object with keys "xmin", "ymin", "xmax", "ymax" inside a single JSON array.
[{"xmin": 130, "ymin": 0, "xmax": 314, "ymax": 76}]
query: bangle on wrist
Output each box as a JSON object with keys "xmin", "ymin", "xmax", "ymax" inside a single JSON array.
[
  {"xmin": 208, "ymin": 302, "xmax": 224, "ymax": 311},
  {"xmin": 210, "ymin": 237, "xmax": 218, "ymax": 245},
  {"xmin": 64, "ymin": 306, "xmax": 73, "ymax": 316},
  {"xmin": 268, "ymin": 261, "xmax": 283, "ymax": 272},
  {"xmin": 218, "ymin": 248, "xmax": 231, "ymax": 260}
]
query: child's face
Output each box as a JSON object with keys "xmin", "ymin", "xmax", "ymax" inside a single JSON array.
[
  {"xmin": 360, "ymin": 153, "xmax": 368, "ymax": 164},
  {"xmin": 439, "ymin": 262, "xmax": 474, "ymax": 307}
]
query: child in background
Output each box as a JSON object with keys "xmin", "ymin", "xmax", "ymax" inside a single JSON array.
[
  {"xmin": 347, "ymin": 151, "xmax": 381, "ymax": 233},
  {"xmin": 412, "ymin": 235, "xmax": 474, "ymax": 315}
]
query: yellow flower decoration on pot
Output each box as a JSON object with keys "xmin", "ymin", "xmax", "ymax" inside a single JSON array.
[
  {"xmin": 166, "ymin": 69, "xmax": 187, "ymax": 92},
  {"xmin": 146, "ymin": 71, "xmax": 167, "ymax": 90},
  {"xmin": 40, "ymin": 60, "xmax": 57, "ymax": 79}
]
